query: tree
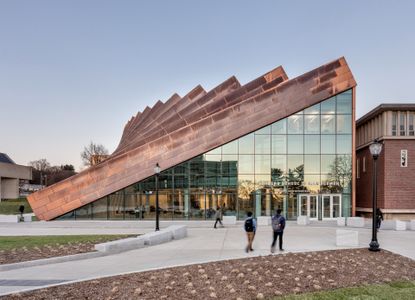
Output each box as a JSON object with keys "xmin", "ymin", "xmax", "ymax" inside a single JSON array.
[
  {"xmin": 81, "ymin": 142, "xmax": 109, "ymax": 167},
  {"xmin": 29, "ymin": 158, "xmax": 51, "ymax": 172}
]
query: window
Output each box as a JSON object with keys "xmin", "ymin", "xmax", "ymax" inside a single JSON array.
[
  {"xmin": 357, "ymin": 159, "xmax": 360, "ymax": 179},
  {"xmin": 400, "ymin": 112, "xmax": 406, "ymax": 136},
  {"xmin": 392, "ymin": 112, "xmax": 397, "ymax": 136},
  {"xmin": 409, "ymin": 112, "xmax": 414, "ymax": 136},
  {"xmin": 363, "ymin": 157, "xmax": 366, "ymax": 173}
]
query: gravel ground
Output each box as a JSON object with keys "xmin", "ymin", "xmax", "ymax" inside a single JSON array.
[
  {"xmin": 3, "ymin": 249, "xmax": 415, "ymax": 300},
  {"xmin": 0, "ymin": 237, "xmax": 131, "ymax": 265}
]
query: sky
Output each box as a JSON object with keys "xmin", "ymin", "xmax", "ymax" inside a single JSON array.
[{"xmin": 1, "ymin": 0, "xmax": 414, "ymax": 171}]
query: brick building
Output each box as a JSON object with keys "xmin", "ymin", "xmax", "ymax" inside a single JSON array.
[{"xmin": 356, "ymin": 104, "xmax": 415, "ymax": 219}]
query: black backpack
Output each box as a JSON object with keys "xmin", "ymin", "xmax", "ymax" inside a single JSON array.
[{"xmin": 245, "ymin": 218, "xmax": 254, "ymax": 232}]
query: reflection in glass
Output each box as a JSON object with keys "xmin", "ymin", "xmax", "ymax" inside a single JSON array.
[
  {"xmin": 76, "ymin": 204, "xmax": 91, "ymax": 220},
  {"xmin": 271, "ymin": 155, "xmax": 286, "ymax": 174},
  {"xmin": 304, "ymin": 135, "xmax": 320, "ymax": 154},
  {"xmin": 222, "ymin": 140, "xmax": 238, "ymax": 154},
  {"xmin": 239, "ymin": 133, "xmax": 254, "ymax": 154},
  {"xmin": 321, "ymin": 155, "xmax": 336, "ymax": 174},
  {"xmin": 288, "ymin": 114, "xmax": 303, "ymax": 134},
  {"xmin": 287, "ymin": 155, "xmax": 303, "ymax": 171},
  {"xmin": 321, "ymin": 97, "xmax": 336, "ymax": 114},
  {"xmin": 272, "ymin": 135, "xmax": 286, "ymax": 154},
  {"xmin": 272, "ymin": 119, "xmax": 286, "ymax": 134},
  {"xmin": 108, "ymin": 194, "xmax": 124, "ymax": 219},
  {"xmin": 305, "ymin": 115, "xmax": 320, "ymax": 134},
  {"xmin": 92, "ymin": 197, "xmax": 108, "ymax": 219},
  {"xmin": 255, "ymin": 155, "xmax": 271, "ymax": 174},
  {"xmin": 255, "ymin": 135, "xmax": 271, "ymax": 154},
  {"xmin": 321, "ymin": 115, "xmax": 335, "ymax": 134},
  {"xmin": 304, "ymin": 175, "xmax": 320, "ymax": 193},
  {"xmin": 304, "ymin": 155, "xmax": 320, "ymax": 174},
  {"xmin": 337, "ymin": 115, "xmax": 352, "ymax": 134},
  {"xmin": 304, "ymin": 103, "xmax": 320, "ymax": 114},
  {"xmin": 238, "ymin": 155, "xmax": 254, "ymax": 173},
  {"xmin": 255, "ymin": 125, "xmax": 271, "ymax": 135},
  {"xmin": 255, "ymin": 174, "xmax": 270, "ymax": 189},
  {"xmin": 337, "ymin": 135, "xmax": 352, "ymax": 154},
  {"xmin": 321, "ymin": 135, "xmax": 336, "ymax": 154},
  {"xmin": 336, "ymin": 92, "xmax": 352, "ymax": 114},
  {"xmin": 287, "ymin": 135, "xmax": 303, "ymax": 154}
]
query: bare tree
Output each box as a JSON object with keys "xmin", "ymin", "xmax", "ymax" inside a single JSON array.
[
  {"xmin": 81, "ymin": 141, "xmax": 109, "ymax": 167},
  {"xmin": 29, "ymin": 158, "xmax": 51, "ymax": 172}
]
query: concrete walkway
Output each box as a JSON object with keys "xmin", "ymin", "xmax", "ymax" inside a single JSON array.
[{"xmin": 0, "ymin": 221, "xmax": 414, "ymax": 296}]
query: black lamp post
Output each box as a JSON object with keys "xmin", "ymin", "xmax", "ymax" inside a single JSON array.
[
  {"xmin": 154, "ymin": 163, "xmax": 161, "ymax": 231},
  {"xmin": 369, "ymin": 139, "xmax": 382, "ymax": 252}
]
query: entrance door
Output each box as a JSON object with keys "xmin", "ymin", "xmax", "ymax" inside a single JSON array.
[
  {"xmin": 298, "ymin": 194, "xmax": 318, "ymax": 220},
  {"xmin": 321, "ymin": 194, "xmax": 342, "ymax": 219}
]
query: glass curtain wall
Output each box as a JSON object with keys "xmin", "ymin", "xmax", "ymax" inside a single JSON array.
[{"xmin": 62, "ymin": 90, "xmax": 353, "ymax": 220}]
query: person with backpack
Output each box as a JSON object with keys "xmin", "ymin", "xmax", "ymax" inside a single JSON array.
[
  {"xmin": 213, "ymin": 206, "xmax": 224, "ymax": 229},
  {"xmin": 271, "ymin": 209, "xmax": 285, "ymax": 253},
  {"xmin": 244, "ymin": 211, "xmax": 257, "ymax": 252}
]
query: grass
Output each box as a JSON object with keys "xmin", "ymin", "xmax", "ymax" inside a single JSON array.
[
  {"xmin": 0, "ymin": 235, "xmax": 132, "ymax": 251},
  {"xmin": 0, "ymin": 198, "xmax": 32, "ymax": 215},
  {"xmin": 276, "ymin": 281, "xmax": 415, "ymax": 300}
]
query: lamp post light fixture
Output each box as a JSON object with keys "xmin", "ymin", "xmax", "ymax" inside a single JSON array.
[
  {"xmin": 368, "ymin": 139, "xmax": 382, "ymax": 252},
  {"xmin": 154, "ymin": 163, "xmax": 161, "ymax": 231}
]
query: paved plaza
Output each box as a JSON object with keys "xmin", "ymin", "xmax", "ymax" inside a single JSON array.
[{"xmin": 0, "ymin": 220, "xmax": 414, "ymax": 296}]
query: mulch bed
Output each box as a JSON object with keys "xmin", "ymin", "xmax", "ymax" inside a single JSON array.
[
  {"xmin": 3, "ymin": 248, "xmax": 415, "ymax": 300},
  {"xmin": 0, "ymin": 237, "xmax": 129, "ymax": 265}
]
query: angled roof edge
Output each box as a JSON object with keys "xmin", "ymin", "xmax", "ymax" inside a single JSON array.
[{"xmin": 28, "ymin": 57, "xmax": 356, "ymax": 221}]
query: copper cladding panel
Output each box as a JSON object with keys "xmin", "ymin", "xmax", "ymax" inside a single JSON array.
[{"xmin": 28, "ymin": 57, "xmax": 356, "ymax": 221}]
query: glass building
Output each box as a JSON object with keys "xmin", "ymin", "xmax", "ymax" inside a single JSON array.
[{"xmin": 60, "ymin": 90, "xmax": 353, "ymax": 221}]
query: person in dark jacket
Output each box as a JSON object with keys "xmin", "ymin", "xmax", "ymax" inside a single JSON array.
[
  {"xmin": 244, "ymin": 211, "xmax": 257, "ymax": 252},
  {"xmin": 271, "ymin": 209, "xmax": 285, "ymax": 253},
  {"xmin": 376, "ymin": 208, "xmax": 384, "ymax": 231}
]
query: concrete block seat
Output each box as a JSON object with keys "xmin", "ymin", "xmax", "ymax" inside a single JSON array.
[
  {"xmin": 347, "ymin": 217, "xmax": 365, "ymax": 227},
  {"xmin": 336, "ymin": 229, "xmax": 359, "ymax": 247},
  {"xmin": 165, "ymin": 225, "xmax": 187, "ymax": 239},
  {"xmin": 337, "ymin": 217, "xmax": 346, "ymax": 226},
  {"xmin": 144, "ymin": 230, "xmax": 173, "ymax": 246},
  {"xmin": 410, "ymin": 220, "xmax": 415, "ymax": 231},
  {"xmin": 257, "ymin": 216, "xmax": 271, "ymax": 226},
  {"xmin": 0, "ymin": 215, "xmax": 20, "ymax": 223},
  {"xmin": 381, "ymin": 220, "xmax": 407, "ymax": 231},
  {"xmin": 297, "ymin": 216, "xmax": 310, "ymax": 225},
  {"xmin": 95, "ymin": 236, "xmax": 145, "ymax": 253}
]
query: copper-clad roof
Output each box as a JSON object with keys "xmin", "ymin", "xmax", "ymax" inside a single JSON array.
[{"xmin": 28, "ymin": 57, "xmax": 356, "ymax": 221}]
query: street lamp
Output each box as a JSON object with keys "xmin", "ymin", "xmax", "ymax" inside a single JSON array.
[
  {"xmin": 154, "ymin": 163, "xmax": 161, "ymax": 231},
  {"xmin": 369, "ymin": 139, "xmax": 382, "ymax": 252}
]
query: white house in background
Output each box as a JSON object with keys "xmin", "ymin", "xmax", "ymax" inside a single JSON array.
[{"xmin": 0, "ymin": 153, "xmax": 32, "ymax": 200}]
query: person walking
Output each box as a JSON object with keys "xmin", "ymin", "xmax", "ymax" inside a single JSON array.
[
  {"xmin": 376, "ymin": 208, "xmax": 384, "ymax": 231},
  {"xmin": 213, "ymin": 206, "xmax": 223, "ymax": 229},
  {"xmin": 271, "ymin": 209, "xmax": 286, "ymax": 253},
  {"xmin": 244, "ymin": 211, "xmax": 257, "ymax": 252}
]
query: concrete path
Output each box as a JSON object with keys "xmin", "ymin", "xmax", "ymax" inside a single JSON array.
[{"xmin": 0, "ymin": 221, "xmax": 414, "ymax": 296}]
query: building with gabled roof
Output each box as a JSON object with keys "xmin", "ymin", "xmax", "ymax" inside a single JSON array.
[{"xmin": 28, "ymin": 57, "xmax": 356, "ymax": 221}]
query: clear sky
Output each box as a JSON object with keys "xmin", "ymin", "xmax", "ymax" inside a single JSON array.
[{"xmin": 1, "ymin": 0, "xmax": 414, "ymax": 170}]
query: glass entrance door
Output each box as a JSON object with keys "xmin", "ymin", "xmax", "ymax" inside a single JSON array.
[
  {"xmin": 321, "ymin": 194, "xmax": 342, "ymax": 219},
  {"xmin": 298, "ymin": 194, "xmax": 318, "ymax": 219}
]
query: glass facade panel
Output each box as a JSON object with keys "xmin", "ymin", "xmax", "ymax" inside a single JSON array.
[
  {"xmin": 288, "ymin": 114, "xmax": 303, "ymax": 134},
  {"xmin": 321, "ymin": 115, "xmax": 335, "ymax": 134},
  {"xmin": 287, "ymin": 135, "xmax": 303, "ymax": 154},
  {"xmin": 305, "ymin": 115, "xmax": 320, "ymax": 134},
  {"xmin": 59, "ymin": 89, "xmax": 353, "ymax": 222},
  {"xmin": 337, "ymin": 115, "xmax": 352, "ymax": 134},
  {"xmin": 255, "ymin": 135, "xmax": 271, "ymax": 154},
  {"xmin": 239, "ymin": 133, "xmax": 254, "ymax": 154},
  {"xmin": 255, "ymin": 155, "xmax": 271, "ymax": 174},
  {"xmin": 272, "ymin": 135, "xmax": 286, "ymax": 154},
  {"xmin": 272, "ymin": 119, "xmax": 287, "ymax": 134},
  {"xmin": 304, "ymin": 135, "xmax": 320, "ymax": 154}
]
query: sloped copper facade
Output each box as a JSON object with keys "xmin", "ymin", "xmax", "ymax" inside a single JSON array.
[{"xmin": 28, "ymin": 57, "xmax": 356, "ymax": 221}]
